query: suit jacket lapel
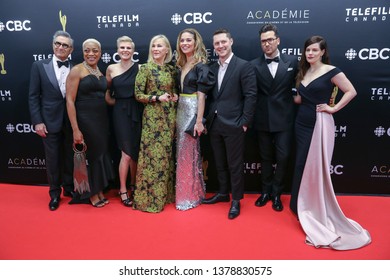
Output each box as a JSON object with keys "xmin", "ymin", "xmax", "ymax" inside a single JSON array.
[
  {"xmin": 273, "ymin": 55, "xmax": 290, "ymax": 83},
  {"xmin": 254, "ymin": 57, "xmax": 273, "ymax": 92},
  {"xmin": 218, "ymin": 55, "xmax": 236, "ymax": 95},
  {"xmin": 43, "ymin": 60, "xmax": 61, "ymax": 92}
]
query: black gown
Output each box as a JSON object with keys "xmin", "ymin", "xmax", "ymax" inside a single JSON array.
[
  {"xmin": 75, "ymin": 75, "xmax": 114, "ymax": 198},
  {"xmin": 110, "ymin": 63, "xmax": 143, "ymax": 160},
  {"xmin": 289, "ymin": 67, "xmax": 371, "ymax": 250},
  {"xmin": 290, "ymin": 68, "xmax": 342, "ymax": 214}
]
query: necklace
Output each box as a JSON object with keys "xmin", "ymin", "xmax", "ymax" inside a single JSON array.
[{"xmin": 83, "ymin": 61, "xmax": 102, "ymax": 79}]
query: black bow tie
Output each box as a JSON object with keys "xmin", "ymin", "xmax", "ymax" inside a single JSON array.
[
  {"xmin": 57, "ymin": 60, "xmax": 69, "ymax": 68},
  {"xmin": 266, "ymin": 57, "xmax": 279, "ymax": 64}
]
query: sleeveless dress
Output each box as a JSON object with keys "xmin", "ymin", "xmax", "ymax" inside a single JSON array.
[
  {"xmin": 110, "ymin": 63, "xmax": 143, "ymax": 160},
  {"xmin": 175, "ymin": 63, "xmax": 215, "ymax": 210},
  {"xmin": 290, "ymin": 67, "xmax": 371, "ymax": 250},
  {"xmin": 75, "ymin": 75, "xmax": 114, "ymax": 198},
  {"xmin": 133, "ymin": 62, "xmax": 178, "ymax": 213}
]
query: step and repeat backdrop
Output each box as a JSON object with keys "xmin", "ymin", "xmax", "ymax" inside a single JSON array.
[{"xmin": 0, "ymin": 0, "xmax": 389, "ymax": 194}]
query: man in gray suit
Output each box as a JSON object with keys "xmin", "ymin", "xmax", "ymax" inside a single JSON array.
[
  {"xmin": 29, "ymin": 30, "xmax": 74, "ymax": 210},
  {"xmin": 202, "ymin": 29, "xmax": 257, "ymax": 219},
  {"xmin": 250, "ymin": 24, "xmax": 298, "ymax": 212}
]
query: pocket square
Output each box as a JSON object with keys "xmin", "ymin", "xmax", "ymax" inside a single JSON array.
[{"xmin": 287, "ymin": 67, "xmax": 293, "ymax": 71}]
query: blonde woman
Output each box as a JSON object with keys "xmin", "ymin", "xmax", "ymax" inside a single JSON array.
[
  {"xmin": 175, "ymin": 28, "xmax": 215, "ymax": 210},
  {"xmin": 133, "ymin": 35, "xmax": 178, "ymax": 213},
  {"xmin": 105, "ymin": 36, "xmax": 143, "ymax": 207}
]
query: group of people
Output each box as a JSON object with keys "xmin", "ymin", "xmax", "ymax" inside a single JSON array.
[{"xmin": 28, "ymin": 24, "xmax": 371, "ymax": 250}]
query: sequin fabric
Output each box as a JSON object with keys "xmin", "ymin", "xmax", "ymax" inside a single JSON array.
[{"xmin": 175, "ymin": 95, "xmax": 205, "ymax": 210}]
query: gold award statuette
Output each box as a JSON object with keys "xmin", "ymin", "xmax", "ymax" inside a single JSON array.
[
  {"xmin": 59, "ymin": 10, "xmax": 67, "ymax": 31},
  {"xmin": 0, "ymin": 53, "xmax": 7, "ymax": 74}
]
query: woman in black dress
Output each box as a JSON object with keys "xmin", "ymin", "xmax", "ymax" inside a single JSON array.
[
  {"xmin": 290, "ymin": 35, "xmax": 370, "ymax": 250},
  {"xmin": 66, "ymin": 38, "xmax": 114, "ymax": 207},
  {"xmin": 106, "ymin": 36, "xmax": 143, "ymax": 207}
]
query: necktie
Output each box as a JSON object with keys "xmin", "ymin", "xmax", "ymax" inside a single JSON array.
[
  {"xmin": 57, "ymin": 60, "xmax": 69, "ymax": 68},
  {"xmin": 266, "ymin": 57, "xmax": 279, "ymax": 64}
]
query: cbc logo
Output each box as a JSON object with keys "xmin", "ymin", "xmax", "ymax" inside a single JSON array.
[
  {"xmin": 171, "ymin": 12, "xmax": 212, "ymax": 25},
  {"xmin": 6, "ymin": 123, "xmax": 36, "ymax": 133},
  {"xmin": 330, "ymin": 165, "xmax": 344, "ymax": 175},
  {"xmin": 0, "ymin": 20, "xmax": 31, "ymax": 32},
  {"xmin": 100, "ymin": 52, "xmax": 140, "ymax": 64},
  {"xmin": 345, "ymin": 48, "xmax": 390, "ymax": 60},
  {"xmin": 374, "ymin": 126, "xmax": 390, "ymax": 137}
]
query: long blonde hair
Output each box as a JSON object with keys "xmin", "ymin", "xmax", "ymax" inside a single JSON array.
[{"xmin": 176, "ymin": 28, "xmax": 208, "ymax": 68}]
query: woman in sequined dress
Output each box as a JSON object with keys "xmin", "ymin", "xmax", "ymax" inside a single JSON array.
[
  {"xmin": 133, "ymin": 34, "xmax": 179, "ymax": 213},
  {"xmin": 175, "ymin": 28, "xmax": 216, "ymax": 210}
]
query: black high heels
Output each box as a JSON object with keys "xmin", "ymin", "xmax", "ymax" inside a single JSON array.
[{"xmin": 119, "ymin": 191, "xmax": 132, "ymax": 207}]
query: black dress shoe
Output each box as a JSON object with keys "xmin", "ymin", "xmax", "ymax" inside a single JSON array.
[
  {"xmin": 272, "ymin": 195, "xmax": 284, "ymax": 212},
  {"xmin": 202, "ymin": 193, "xmax": 230, "ymax": 204},
  {"xmin": 254, "ymin": 193, "xmax": 271, "ymax": 207},
  {"xmin": 63, "ymin": 190, "xmax": 75, "ymax": 198},
  {"xmin": 49, "ymin": 197, "xmax": 60, "ymax": 211},
  {"xmin": 228, "ymin": 200, "xmax": 240, "ymax": 219}
]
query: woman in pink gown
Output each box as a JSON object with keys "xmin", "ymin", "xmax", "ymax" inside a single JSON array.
[{"xmin": 290, "ymin": 35, "xmax": 371, "ymax": 250}]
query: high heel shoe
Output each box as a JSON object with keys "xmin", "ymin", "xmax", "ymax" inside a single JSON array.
[
  {"xmin": 98, "ymin": 193, "xmax": 109, "ymax": 205},
  {"xmin": 119, "ymin": 191, "xmax": 132, "ymax": 207},
  {"xmin": 90, "ymin": 199, "xmax": 105, "ymax": 208},
  {"xmin": 129, "ymin": 185, "xmax": 136, "ymax": 202}
]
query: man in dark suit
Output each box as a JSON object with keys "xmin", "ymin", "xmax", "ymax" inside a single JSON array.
[
  {"xmin": 202, "ymin": 29, "xmax": 257, "ymax": 219},
  {"xmin": 250, "ymin": 24, "xmax": 298, "ymax": 212},
  {"xmin": 29, "ymin": 30, "xmax": 74, "ymax": 211}
]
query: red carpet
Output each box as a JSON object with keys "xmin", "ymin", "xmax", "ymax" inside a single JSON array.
[{"xmin": 0, "ymin": 183, "xmax": 389, "ymax": 260}]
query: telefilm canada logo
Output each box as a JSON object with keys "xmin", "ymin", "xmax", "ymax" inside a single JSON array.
[
  {"xmin": 345, "ymin": 6, "xmax": 389, "ymax": 22},
  {"xmin": 96, "ymin": 14, "xmax": 140, "ymax": 29},
  {"xmin": 1, "ymin": 89, "xmax": 11, "ymax": 102},
  {"xmin": 243, "ymin": 162, "xmax": 261, "ymax": 175},
  {"xmin": 370, "ymin": 87, "xmax": 390, "ymax": 101},
  {"xmin": 335, "ymin": 125, "xmax": 347, "ymax": 138},
  {"xmin": 246, "ymin": 8, "xmax": 310, "ymax": 25}
]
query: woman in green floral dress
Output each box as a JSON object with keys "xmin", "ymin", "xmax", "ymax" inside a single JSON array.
[{"xmin": 133, "ymin": 34, "xmax": 179, "ymax": 213}]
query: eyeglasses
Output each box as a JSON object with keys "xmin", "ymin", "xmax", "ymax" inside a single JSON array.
[
  {"xmin": 261, "ymin": 38, "xmax": 277, "ymax": 45},
  {"xmin": 54, "ymin": 41, "xmax": 71, "ymax": 49}
]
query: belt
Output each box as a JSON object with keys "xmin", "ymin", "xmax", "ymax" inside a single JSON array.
[{"xmin": 180, "ymin": 93, "xmax": 197, "ymax": 97}]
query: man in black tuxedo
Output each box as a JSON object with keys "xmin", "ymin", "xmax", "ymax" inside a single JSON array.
[
  {"xmin": 202, "ymin": 29, "xmax": 257, "ymax": 219},
  {"xmin": 250, "ymin": 24, "xmax": 298, "ymax": 212},
  {"xmin": 29, "ymin": 30, "xmax": 74, "ymax": 211}
]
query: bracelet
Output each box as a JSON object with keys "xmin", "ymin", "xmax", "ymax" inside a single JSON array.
[{"xmin": 156, "ymin": 95, "xmax": 161, "ymax": 103}]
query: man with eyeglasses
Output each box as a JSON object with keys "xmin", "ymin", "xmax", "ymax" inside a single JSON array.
[
  {"xmin": 250, "ymin": 24, "xmax": 299, "ymax": 212},
  {"xmin": 29, "ymin": 30, "xmax": 75, "ymax": 210}
]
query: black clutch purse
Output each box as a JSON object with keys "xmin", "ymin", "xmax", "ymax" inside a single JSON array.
[{"xmin": 184, "ymin": 114, "xmax": 206, "ymax": 139}]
